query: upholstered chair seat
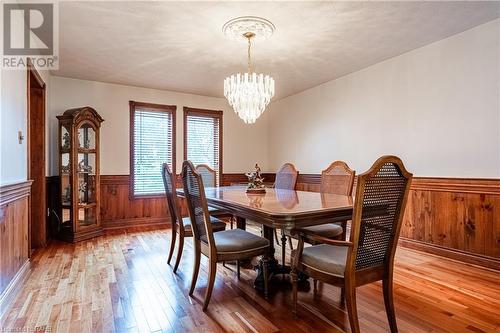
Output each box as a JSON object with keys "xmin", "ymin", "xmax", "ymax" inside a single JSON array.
[
  {"xmin": 300, "ymin": 223, "xmax": 343, "ymax": 239},
  {"xmin": 301, "ymin": 244, "xmax": 348, "ymax": 277},
  {"xmin": 182, "ymin": 216, "xmax": 226, "ymax": 233},
  {"xmin": 201, "ymin": 228, "xmax": 270, "ymax": 255}
]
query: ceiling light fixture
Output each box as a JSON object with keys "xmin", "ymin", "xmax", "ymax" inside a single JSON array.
[{"xmin": 223, "ymin": 16, "xmax": 275, "ymax": 124}]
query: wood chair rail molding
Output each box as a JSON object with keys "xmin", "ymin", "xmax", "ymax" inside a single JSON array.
[{"xmin": 0, "ymin": 181, "xmax": 33, "ymax": 206}]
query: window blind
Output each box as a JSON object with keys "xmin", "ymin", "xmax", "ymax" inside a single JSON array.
[
  {"xmin": 186, "ymin": 114, "xmax": 221, "ymax": 184},
  {"xmin": 133, "ymin": 108, "xmax": 173, "ymax": 196}
]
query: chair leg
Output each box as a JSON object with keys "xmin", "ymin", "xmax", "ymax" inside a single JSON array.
[
  {"xmin": 313, "ymin": 279, "xmax": 318, "ymax": 294},
  {"xmin": 383, "ymin": 277, "xmax": 398, "ymax": 333},
  {"xmin": 203, "ymin": 259, "xmax": 217, "ymax": 311},
  {"xmin": 262, "ymin": 256, "xmax": 269, "ymax": 299},
  {"xmin": 167, "ymin": 228, "xmax": 176, "ymax": 265},
  {"xmin": 274, "ymin": 229, "xmax": 280, "ymax": 246},
  {"xmin": 189, "ymin": 242, "xmax": 201, "ymax": 296},
  {"xmin": 291, "ymin": 271, "xmax": 298, "ymax": 318},
  {"xmin": 173, "ymin": 233, "xmax": 184, "ymax": 273},
  {"xmin": 236, "ymin": 260, "xmax": 240, "ymax": 279},
  {"xmin": 344, "ymin": 280, "xmax": 360, "ymax": 333},
  {"xmin": 340, "ymin": 287, "xmax": 346, "ymax": 306}
]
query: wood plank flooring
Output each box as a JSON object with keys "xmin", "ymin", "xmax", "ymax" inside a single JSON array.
[{"xmin": 1, "ymin": 224, "xmax": 499, "ymax": 333}]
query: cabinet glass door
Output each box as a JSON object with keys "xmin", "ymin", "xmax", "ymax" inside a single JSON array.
[{"xmin": 76, "ymin": 123, "xmax": 97, "ymax": 229}]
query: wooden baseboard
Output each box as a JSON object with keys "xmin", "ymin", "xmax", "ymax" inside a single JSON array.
[
  {"xmin": 0, "ymin": 259, "xmax": 30, "ymax": 322},
  {"xmin": 399, "ymin": 238, "xmax": 500, "ymax": 271},
  {"xmin": 101, "ymin": 217, "xmax": 170, "ymax": 230}
]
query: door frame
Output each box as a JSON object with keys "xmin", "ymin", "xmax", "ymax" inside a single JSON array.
[{"xmin": 27, "ymin": 61, "xmax": 46, "ymax": 250}]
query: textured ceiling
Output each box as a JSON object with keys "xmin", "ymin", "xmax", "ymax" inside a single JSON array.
[{"xmin": 53, "ymin": 1, "xmax": 500, "ymax": 99}]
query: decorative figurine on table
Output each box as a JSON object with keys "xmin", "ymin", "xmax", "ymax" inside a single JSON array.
[{"xmin": 245, "ymin": 163, "xmax": 266, "ymax": 194}]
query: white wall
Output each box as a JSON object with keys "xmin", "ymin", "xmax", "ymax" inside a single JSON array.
[
  {"xmin": 267, "ymin": 19, "xmax": 500, "ymax": 177},
  {"xmin": 0, "ymin": 69, "xmax": 28, "ymax": 184},
  {"xmin": 0, "ymin": 0, "xmax": 52, "ymax": 185},
  {"xmin": 49, "ymin": 77, "xmax": 270, "ymax": 175},
  {"xmin": 0, "ymin": 68, "xmax": 51, "ymax": 185}
]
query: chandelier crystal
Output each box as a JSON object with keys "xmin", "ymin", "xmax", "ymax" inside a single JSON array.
[{"xmin": 223, "ymin": 17, "xmax": 275, "ymax": 124}]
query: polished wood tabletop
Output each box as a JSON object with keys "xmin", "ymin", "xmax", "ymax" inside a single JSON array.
[
  {"xmin": 178, "ymin": 186, "xmax": 353, "ymax": 229},
  {"xmin": 177, "ymin": 185, "xmax": 354, "ymax": 286}
]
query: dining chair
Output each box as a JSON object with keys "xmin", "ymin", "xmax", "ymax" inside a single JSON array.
[
  {"xmin": 195, "ymin": 164, "xmax": 234, "ymax": 229},
  {"xmin": 182, "ymin": 160, "xmax": 270, "ymax": 311},
  {"xmin": 291, "ymin": 155, "xmax": 412, "ymax": 333},
  {"xmin": 273, "ymin": 163, "xmax": 299, "ymax": 266},
  {"xmin": 301, "ymin": 161, "xmax": 355, "ymax": 241},
  {"xmin": 162, "ymin": 163, "xmax": 226, "ymax": 273}
]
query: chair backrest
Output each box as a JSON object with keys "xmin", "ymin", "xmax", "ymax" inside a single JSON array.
[
  {"xmin": 196, "ymin": 164, "xmax": 217, "ymax": 187},
  {"xmin": 162, "ymin": 163, "xmax": 183, "ymax": 229},
  {"xmin": 348, "ymin": 156, "xmax": 412, "ymax": 272},
  {"xmin": 181, "ymin": 160, "xmax": 214, "ymax": 245},
  {"xmin": 320, "ymin": 161, "xmax": 355, "ymax": 196},
  {"xmin": 275, "ymin": 163, "xmax": 298, "ymax": 190}
]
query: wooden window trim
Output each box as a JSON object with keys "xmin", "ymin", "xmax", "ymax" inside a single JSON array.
[
  {"xmin": 130, "ymin": 101, "xmax": 177, "ymax": 199},
  {"xmin": 183, "ymin": 107, "xmax": 223, "ymax": 181}
]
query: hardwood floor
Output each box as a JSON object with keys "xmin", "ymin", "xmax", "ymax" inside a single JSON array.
[{"xmin": 1, "ymin": 224, "xmax": 499, "ymax": 333}]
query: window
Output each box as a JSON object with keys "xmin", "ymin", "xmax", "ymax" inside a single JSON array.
[
  {"xmin": 183, "ymin": 107, "xmax": 223, "ymax": 184},
  {"xmin": 130, "ymin": 101, "xmax": 176, "ymax": 197}
]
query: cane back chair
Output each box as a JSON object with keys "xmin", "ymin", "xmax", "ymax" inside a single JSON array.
[
  {"xmin": 291, "ymin": 155, "xmax": 412, "ymax": 333},
  {"xmin": 300, "ymin": 161, "xmax": 355, "ymax": 241},
  {"xmin": 195, "ymin": 164, "xmax": 234, "ymax": 228},
  {"xmin": 182, "ymin": 161, "xmax": 270, "ymax": 311},
  {"xmin": 273, "ymin": 163, "xmax": 299, "ymax": 265},
  {"xmin": 162, "ymin": 163, "xmax": 226, "ymax": 273}
]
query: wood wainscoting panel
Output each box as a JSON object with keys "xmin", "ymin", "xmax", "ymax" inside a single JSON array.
[
  {"xmin": 100, "ymin": 175, "xmax": 170, "ymax": 229},
  {"xmin": 223, "ymin": 173, "xmax": 499, "ymax": 269},
  {"xmin": 49, "ymin": 173, "xmax": 500, "ymax": 269},
  {"xmin": 401, "ymin": 183, "xmax": 500, "ymax": 267},
  {"xmin": 0, "ymin": 181, "xmax": 31, "ymax": 320}
]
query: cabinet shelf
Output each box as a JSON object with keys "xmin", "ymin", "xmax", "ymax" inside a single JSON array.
[
  {"xmin": 77, "ymin": 171, "xmax": 95, "ymax": 175},
  {"xmin": 78, "ymin": 148, "xmax": 96, "ymax": 154},
  {"xmin": 78, "ymin": 202, "xmax": 96, "ymax": 208}
]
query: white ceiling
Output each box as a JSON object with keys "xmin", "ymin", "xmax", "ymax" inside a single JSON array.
[{"xmin": 54, "ymin": 1, "xmax": 500, "ymax": 99}]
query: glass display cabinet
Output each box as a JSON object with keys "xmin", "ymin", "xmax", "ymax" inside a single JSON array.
[{"xmin": 57, "ymin": 107, "xmax": 104, "ymax": 242}]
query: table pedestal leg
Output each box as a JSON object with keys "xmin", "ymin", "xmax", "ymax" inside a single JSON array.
[
  {"xmin": 281, "ymin": 230, "xmax": 287, "ymax": 267},
  {"xmin": 254, "ymin": 225, "xmax": 297, "ymax": 290}
]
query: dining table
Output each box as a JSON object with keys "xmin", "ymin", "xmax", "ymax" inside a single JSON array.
[{"xmin": 177, "ymin": 185, "xmax": 354, "ymax": 290}]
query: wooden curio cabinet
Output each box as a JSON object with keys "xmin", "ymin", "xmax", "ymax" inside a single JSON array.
[{"xmin": 57, "ymin": 107, "xmax": 104, "ymax": 242}]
